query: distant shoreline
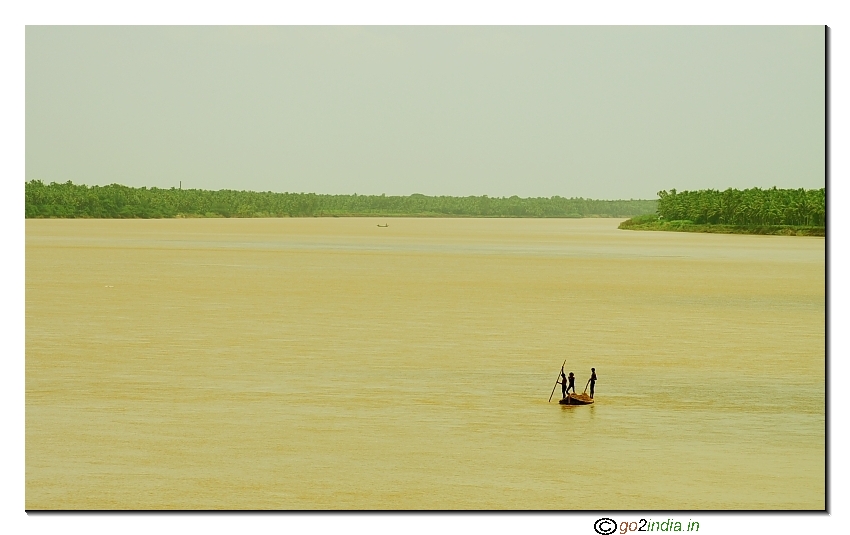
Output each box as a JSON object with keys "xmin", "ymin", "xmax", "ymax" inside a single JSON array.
[
  {"xmin": 618, "ymin": 215, "xmax": 825, "ymax": 237},
  {"xmin": 24, "ymin": 180, "xmax": 656, "ymax": 220},
  {"xmin": 26, "ymin": 213, "xmax": 634, "ymax": 220}
]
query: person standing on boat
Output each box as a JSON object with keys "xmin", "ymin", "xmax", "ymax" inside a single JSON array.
[
  {"xmin": 588, "ymin": 368, "xmax": 598, "ymax": 399},
  {"xmin": 565, "ymin": 372, "xmax": 576, "ymax": 397},
  {"xmin": 559, "ymin": 369, "xmax": 568, "ymax": 399}
]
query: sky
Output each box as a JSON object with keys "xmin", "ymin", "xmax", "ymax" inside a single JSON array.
[{"xmin": 26, "ymin": 26, "xmax": 825, "ymax": 199}]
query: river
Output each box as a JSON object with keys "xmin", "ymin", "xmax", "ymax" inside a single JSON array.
[{"xmin": 25, "ymin": 217, "xmax": 825, "ymax": 509}]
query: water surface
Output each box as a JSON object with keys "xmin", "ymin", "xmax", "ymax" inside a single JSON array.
[{"xmin": 26, "ymin": 218, "xmax": 825, "ymax": 509}]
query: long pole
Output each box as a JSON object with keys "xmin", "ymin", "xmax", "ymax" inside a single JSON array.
[{"xmin": 548, "ymin": 360, "xmax": 566, "ymax": 402}]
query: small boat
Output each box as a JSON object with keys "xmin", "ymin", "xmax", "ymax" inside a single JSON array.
[
  {"xmin": 377, "ymin": 224, "xmax": 388, "ymax": 227},
  {"xmin": 558, "ymin": 393, "xmax": 594, "ymax": 405}
]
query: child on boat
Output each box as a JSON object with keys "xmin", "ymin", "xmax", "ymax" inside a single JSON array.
[{"xmin": 566, "ymin": 372, "xmax": 576, "ymax": 396}]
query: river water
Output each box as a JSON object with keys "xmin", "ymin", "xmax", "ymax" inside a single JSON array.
[{"xmin": 25, "ymin": 218, "xmax": 825, "ymax": 509}]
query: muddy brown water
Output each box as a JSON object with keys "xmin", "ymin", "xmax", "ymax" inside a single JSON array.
[{"xmin": 26, "ymin": 218, "xmax": 824, "ymax": 509}]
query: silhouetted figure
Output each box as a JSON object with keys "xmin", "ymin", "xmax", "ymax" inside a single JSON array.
[
  {"xmin": 559, "ymin": 370, "xmax": 568, "ymax": 399},
  {"xmin": 566, "ymin": 372, "xmax": 576, "ymax": 396},
  {"xmin": 589, "ymin": 368, "xmax": 598, "ymax": 398}
]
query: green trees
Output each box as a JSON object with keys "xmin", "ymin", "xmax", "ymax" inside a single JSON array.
[
  {"xmin": 655, "ymin": 187, "xmax": 825, "ymax": 227},
  {"xmin": 24, "ymin": 180, "xmax": 657, "ymax": 219},
  {"xmin": 26, "ymin": 181, "xmax": 824, "ymax": 226}
]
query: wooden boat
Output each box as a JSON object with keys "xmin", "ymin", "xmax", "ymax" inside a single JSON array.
[{"xmin": 558, "ymin": 393, "xmax": 594, "ymax": 405}]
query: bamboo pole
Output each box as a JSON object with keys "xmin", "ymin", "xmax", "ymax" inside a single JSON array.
[{"xmin": 548, "ymin": 360, "xmax": 566, "ymax": 403}]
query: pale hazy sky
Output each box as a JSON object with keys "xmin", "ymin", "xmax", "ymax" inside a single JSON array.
[{"xmin": 26, "ymin": 26, "xmax": 824, "ymax": 199}]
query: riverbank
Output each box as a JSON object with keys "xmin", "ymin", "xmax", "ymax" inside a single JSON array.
[
  {"xmin": 618, "ymin": 214, "xmax": 825, "ymax": 236},
  {"xmin": 25, "ymin": 180, "xmax": 656, "ymax": 219}
]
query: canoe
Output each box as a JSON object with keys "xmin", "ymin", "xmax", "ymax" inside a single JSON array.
[{"xmin": 558, "ymin": 393, "xmax": 594, "ymax": 405}]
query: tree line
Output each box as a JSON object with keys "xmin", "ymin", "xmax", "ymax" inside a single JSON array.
[
  {"xmin": 656, "ymin": 187, "xmax": 825, "ymax": 227},
  {"xmin": 24, "ymin": 180, "xmax": 657, "ymax": 219}
]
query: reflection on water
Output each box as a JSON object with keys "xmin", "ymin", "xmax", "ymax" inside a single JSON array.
[{"xmin": 26, "ymin": 218, "xmax": 824, "ymax": 509}]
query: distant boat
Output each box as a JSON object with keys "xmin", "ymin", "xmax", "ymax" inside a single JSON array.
[
  {"xmin": 558, "ymin": 393, "xmax": 594, "ymax": 405},
  {"xmin": 377, "ymin": 224, "xmax": 388, "ymax": 227}
]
